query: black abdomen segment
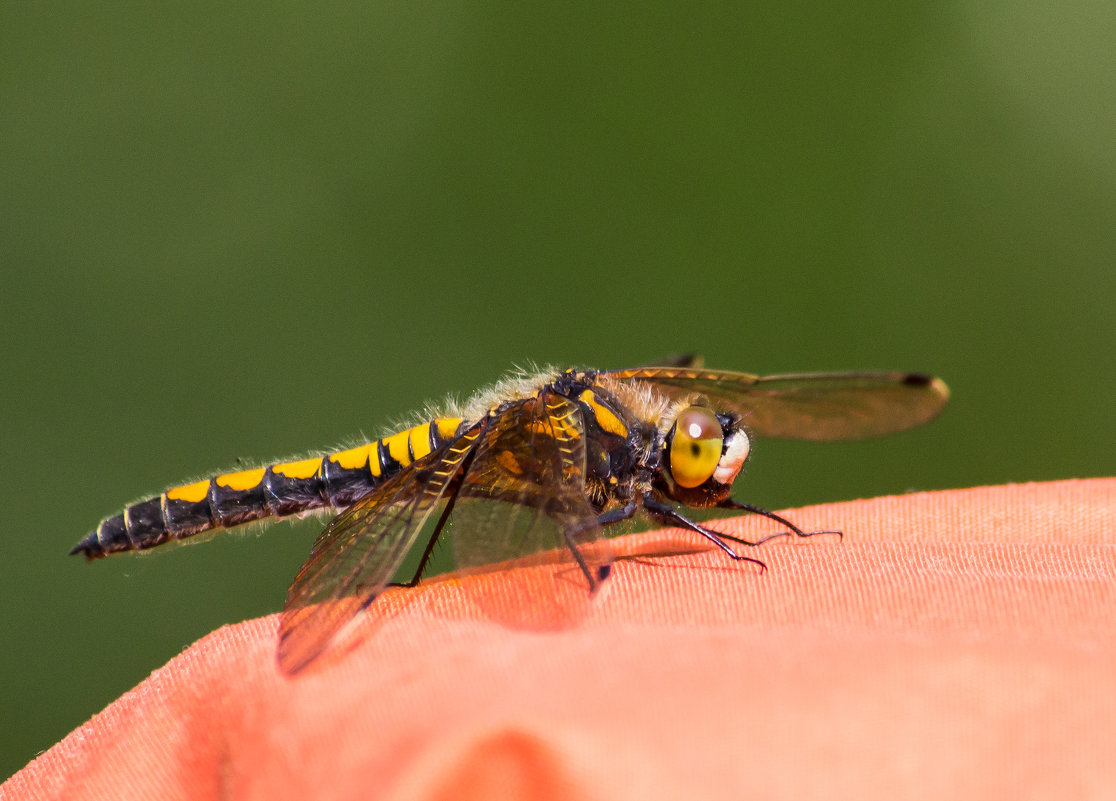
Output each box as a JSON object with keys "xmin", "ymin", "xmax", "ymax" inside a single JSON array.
[{"xmin": 70, "ymin": 418, "xmax": 465, "ymax": 560}]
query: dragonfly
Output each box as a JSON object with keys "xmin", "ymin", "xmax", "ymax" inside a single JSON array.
[{"xmin": 72, "ymin": 363, "xmax": 949, "ymax": 673}]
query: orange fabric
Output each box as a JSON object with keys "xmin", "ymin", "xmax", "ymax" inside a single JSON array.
[{"xmin": 6, "ymin": 479, "xmax": 1115, "ymax": 800}]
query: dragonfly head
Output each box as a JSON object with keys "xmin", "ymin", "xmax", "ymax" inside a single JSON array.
[{"xmin": 656, "ymin": 405, "xmax": 751, "ymax": 508}]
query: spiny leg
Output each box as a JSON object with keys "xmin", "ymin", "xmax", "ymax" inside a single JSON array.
[
  {"xmin": 716, "ymin": 498, "xmax": 843, "ymax": 546},
  {"xmin": 559, "ymin": 501, "xmax": 638, "ymax": 588},
  {"xmin": 642, "ymin": 495, "xmax": 767, "ymax": 571},
  {"xmin": 561, "ymin": 526, "xmax": 612, "ymax": 590},
  {"xmin": 384, "ymin": 436, "xmax": 482, "ymax": 592},
  {"xmin": 384, "ymin": 486, "xmax": 461, "ymax": 592},
  {"xmin": 596, "ymin": 500, "xmax": 639, "ymax": 528}
]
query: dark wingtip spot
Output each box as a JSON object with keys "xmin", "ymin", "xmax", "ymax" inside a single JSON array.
[
  {"xmin": 597, "ymin": 564, "xmax": 612, "ymax": 582},
  {"xmin": 902, "ymin": 373, "xmax": 933, "ymax": 387}
]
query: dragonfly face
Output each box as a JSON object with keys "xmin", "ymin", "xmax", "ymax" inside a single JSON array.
[
  {"xmin": 657, "ymin": 406, "xmax": 751, "ymax": 508},
  {"xmin": 73, "ymin": 364, "xmax": 949, "ymax": 674}
]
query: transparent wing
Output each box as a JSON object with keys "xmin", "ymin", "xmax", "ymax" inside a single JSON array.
[
  {"xmin": 277, "ymin": 427, "xmax": 481, "ymax": 674},
  {"xmin": 601, "ymin": 367, "xmax": 949, "ymax": 441},
  {"xmin": 450, "ymin": 391, "xmax": 613, "ymax": 628}
]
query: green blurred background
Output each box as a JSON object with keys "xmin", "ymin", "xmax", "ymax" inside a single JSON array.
[{"xmin": 2, "ymin": 0, "xmax": 1113, "ymax": 779}]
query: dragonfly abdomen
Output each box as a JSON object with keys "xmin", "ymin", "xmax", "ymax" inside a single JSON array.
[{"xmin": 71, "ymin": 418, "xmax": 465, "ymax": 560}]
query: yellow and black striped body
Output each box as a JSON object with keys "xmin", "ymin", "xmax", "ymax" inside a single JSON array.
[
  {"xmin": 71, "ymin": 418, "xmax": 466, "ymax": 560},
  {"xmin": 72, "ymin": 364, "xmax": 951, "ymax": 674}
]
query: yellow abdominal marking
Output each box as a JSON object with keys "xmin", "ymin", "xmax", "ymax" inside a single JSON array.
[
  {"xmin": 409, "ymin": 426, "xmax": 432, "ymax": 461},
  {"xmin": 384, "ymin": 429, "xmax": 412, "ymax": 465},
  {"xmin": 330, "ymin": 444, "xmax": 372, "ymax": 471},
  {"xmin": 166, "ymin": 479, "xmax": 209, "ymax": 503},
  {"xmin": 272, "ymin": 457, "xmax": 322, "ymax": 479},
  {"xmin": 436, "ymin": 418, "xmax": 463, "ymax": 440},
  {"xmin": 216, "ymin": 467, "xmax": 267, "ymax": 491}
]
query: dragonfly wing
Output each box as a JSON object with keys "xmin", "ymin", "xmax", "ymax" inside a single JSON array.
[
  {"xmin": 277, "ymin": 426, "xmax": 482, "ymax": 674},
  {"xmin": 450, "ymin": 391, "xmax": 613, "ymax": 628},
  {"xmin": 602, "ymin": 368, "xmax": 949, "ymax": 441}
]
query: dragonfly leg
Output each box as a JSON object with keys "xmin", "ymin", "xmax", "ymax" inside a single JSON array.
[
  {"xmin": 560, "ymin": 525, "xmax": 612, "ymax": 590},
  {"xmin": 559, "ymin": 500, "xmax": 637, "ymax": 589},
  {"xmin": 642, "ymin": 495, "xmax": 766, "ymax": 571},
  {"xmin": 596, "ymin": 500, "xmax": 639, "ymax": 527},
  {"xmin": 386, "ymin": 492, "xmax": 460, "ymax": 590},
  {"xmin": 716, "ymin": 499, "xmax": 843, "ymax": 546},
  {"xmin": 562, "ymin": 499, "xmax": 638, "ymax": 540},
  {"xmin": 385, "ymin": 434, "xmax": 484, "ymax": 593}
]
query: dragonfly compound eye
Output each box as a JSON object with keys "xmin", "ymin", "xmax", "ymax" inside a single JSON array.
[{"xmin": 668, "ymin": 406, "xmax": 725, "ymax": 488}]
